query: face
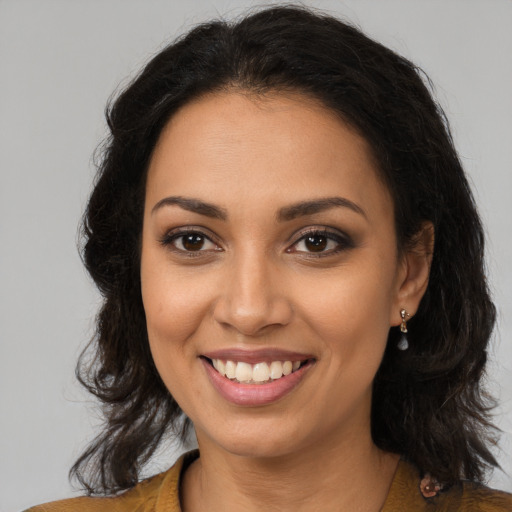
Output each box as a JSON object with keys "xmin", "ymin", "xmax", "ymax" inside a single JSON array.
[{"xmin": 141, "ymin": 91, "xmax": 412, "ymax": 459}]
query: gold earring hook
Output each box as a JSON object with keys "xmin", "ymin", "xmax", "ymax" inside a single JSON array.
[{"xmin": 400, "ymin": 309, "xmax": 409, "ymax": 333}]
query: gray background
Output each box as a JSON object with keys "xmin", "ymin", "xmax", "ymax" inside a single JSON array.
[{"xmin": 1, "ymin": 0, "xmax": 511, "ymax": 510}]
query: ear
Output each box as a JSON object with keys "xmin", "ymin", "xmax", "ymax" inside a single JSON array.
[{"xmin": 390, "ymin": 221, "xmax": 434, "ymax": 326}]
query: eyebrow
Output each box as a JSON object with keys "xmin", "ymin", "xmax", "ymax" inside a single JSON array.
[
  {"xmin": 151, "ymin": 195, "xmax": 366, "ymax": 222},
  {"xmin": 277, "ymin": 197, "xmax": 367, "ymax": 221},
  {"xmin": 151, "ymin": 196, "xmax": 228, "ymax": 220}
]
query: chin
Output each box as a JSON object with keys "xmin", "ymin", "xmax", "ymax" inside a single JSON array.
[
  {"xmin": 195, "ymin": 418, "xmax": 317, "ymax": 460},
  {"xmin": 220, "ymin": 439, "xmax": 299, "ymax": 460}
]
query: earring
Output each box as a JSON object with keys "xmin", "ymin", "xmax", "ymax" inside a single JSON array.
[{"xmin": 397, "ymin": 309, "xmax": 409, "ymax": 351}]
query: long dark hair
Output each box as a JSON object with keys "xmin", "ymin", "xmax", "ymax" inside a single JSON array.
[{"xmin": 72, "ymin": 5, "xmax": 498, "ymax": 494}]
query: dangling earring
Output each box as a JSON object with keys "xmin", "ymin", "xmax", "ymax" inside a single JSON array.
[{"xmin": 397, "ymin": 309, "xmax": 409, "ymax": 351}]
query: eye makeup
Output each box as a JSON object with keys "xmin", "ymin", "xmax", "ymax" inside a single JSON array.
[
  {"xmin": 158, "ymin": 226, "xmax": 222, "ymax": 258},
  {"xmin": 159, "ymin": 224, "xmax": 355, "ymax": 260},
  {"xmin": 286, "ymin": 227, "xmax": 355, "ymax": 258}
]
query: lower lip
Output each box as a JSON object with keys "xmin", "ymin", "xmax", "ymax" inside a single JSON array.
[{"xmin": 201, "ymin": 358, "xmax": 313, "ymax": 406}]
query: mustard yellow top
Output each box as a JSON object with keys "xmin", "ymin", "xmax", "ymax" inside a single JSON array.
[{"xmin": 25, "ymin": 451, "xmax": 512, "ymax": 511}]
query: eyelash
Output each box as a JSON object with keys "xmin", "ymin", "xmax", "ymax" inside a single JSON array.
[
  {"xmin": 287, "ymin": 229, "xmax": 354, "ymax": 257},
  {"xmin": 159, "ymin": 228, "xmax": 220, "ymax": 258},
  {"xmin": 159, "ymin": 227, "xmax": 353, "ymax": 258}
]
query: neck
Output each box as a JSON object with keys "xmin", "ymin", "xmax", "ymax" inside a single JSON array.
[{"xmin": 181, "ymin": 426, "xmax": 399, "ymax": 512}]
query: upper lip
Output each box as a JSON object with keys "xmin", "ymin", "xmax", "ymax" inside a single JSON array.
[{"xmin": 201, "ymin": 348, "xmax": 314, "ymax": 365}]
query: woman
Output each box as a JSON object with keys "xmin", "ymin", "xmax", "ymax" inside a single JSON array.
[{"xmin": 26, "ymin": 5, "xmax": 512, "ymax": 511}]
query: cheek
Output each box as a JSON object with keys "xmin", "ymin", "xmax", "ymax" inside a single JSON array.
[
  {"xmin": 140, "ymin": 247, "xmax": 216, "ymax": 381},
  {"xmin": 294, "ymin": 267, "xmax": 395, "ymax": 423},
  {"xmin": 140, "ymin": 253, "xmax": 216, "ymax": 412},
  {"xmin": 295, "ymin": 258, "xmax": 396, "ymax": 371},
  {"xmin": 299, "ymin": 265, "xmax": 395, "ymax": 333}
]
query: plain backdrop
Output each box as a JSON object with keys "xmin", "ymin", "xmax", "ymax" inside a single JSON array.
[{"xmin": 1, "ymin": 0, "xmax": 511, "ymax": 510}]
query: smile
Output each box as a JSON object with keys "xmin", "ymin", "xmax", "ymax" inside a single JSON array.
[
  {"xmin": 210, "ymin": 359, "xmax": 302, "ymax": 384},
  {"xmin": 201, "ymin": 350, "xmax": 315, "ymax": 406}
]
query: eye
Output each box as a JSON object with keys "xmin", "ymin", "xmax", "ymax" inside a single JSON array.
[
  {"xmin": 161, "ymin": 230, "xmax": 220, "ymax": 253},
  {"xmin": 288, "ymin": 229, "xmax": 352, "ymax": 255}
]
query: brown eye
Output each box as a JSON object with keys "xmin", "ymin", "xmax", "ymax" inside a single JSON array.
[
  {"xmin": 163, "ymin": 231, "xmax": 218, "ymax": 253},
  {"xmin": 289, "ymin": 229, "xmax": 351, "ymax": 256},
  {"xmin": 182, "ymin": 233, "xmax": 206, "ymax": 251},
  {"xmin": 304, "ymin": 235, "xmax": 328, "ymax": 252}
]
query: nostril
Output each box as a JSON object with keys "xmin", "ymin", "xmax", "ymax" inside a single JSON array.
[{"xmin": 212, "ymin": 288, "xmax": 294, "ymax": 336}]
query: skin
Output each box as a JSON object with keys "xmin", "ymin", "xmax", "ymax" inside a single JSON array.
[{"xmin": 141, "ymin": 91, "xmax": 433, "ymax": 512}]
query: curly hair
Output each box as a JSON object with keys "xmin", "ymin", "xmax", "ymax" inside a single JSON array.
[{"xmin": 72, "ymin": 4, "xmax": 498, "ymax": 495}]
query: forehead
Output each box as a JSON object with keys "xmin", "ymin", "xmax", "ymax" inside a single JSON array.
[{"xmin": 145, "ymin": 91, "xmax": 392, "ymax": 222}]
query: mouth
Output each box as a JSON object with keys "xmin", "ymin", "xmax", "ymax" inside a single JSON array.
[
  {"xmin": 200, "ymin": 350, "xmax": 315, "ymax": 406},
  {"xmin": 202, "ymin": 357, "xmax": 311, "ymax": 384}
]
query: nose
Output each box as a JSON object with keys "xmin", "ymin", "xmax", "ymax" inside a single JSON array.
[{"xmin": 213, "ymin": 249, "xmax": 293, "ymax": 336}]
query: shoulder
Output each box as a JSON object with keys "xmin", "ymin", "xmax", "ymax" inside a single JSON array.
[
  {"xmin": 22, "ymin": 472, "xmax": 168, "ymax": 512},
  {"xmin": 23, "ymin": 451, "xmax": 197, "ymax": 512},
  {"xmin": 453, "ymin": 481, "xmax": 512, "ymax": 512},
  {"xmin": 384, "ymin": 459, "xmax": 512, "ymax": 511}
]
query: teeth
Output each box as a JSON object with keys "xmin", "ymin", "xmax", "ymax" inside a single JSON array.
[
  {"xmin": 210, "ymin": 358, "xmax": 304, "ymax": 384},
  {"xmin": 225, "ymin": 360, "xmax": 236, "ymax": 379},
  {"xmin": 270, "ymin": 361, "xmax": 283, "ymax": 379},
  {"xmin": 217, "ymin": 359, "xmax": 226, "ymax": 376},
  {"xmin": 235, "ymin": 361, "xmax": 253, "ymax": 382},
  {"xmin": 252, "ymin": 362, "xmax": 270, "ymax": 382},
  {"xmin": 282, "ymin": 361, "xmax": 293, "ymax": 376}
]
